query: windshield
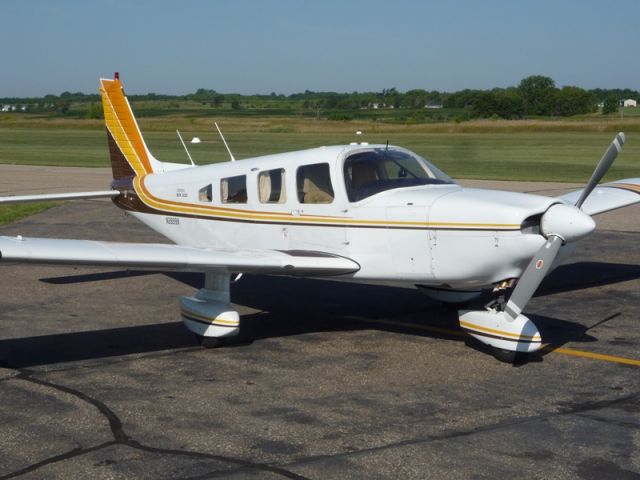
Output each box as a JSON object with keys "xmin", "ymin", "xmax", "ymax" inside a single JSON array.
[{"xmin": 343, "ymin": 148, "xmax": 455, "ymax": 202}]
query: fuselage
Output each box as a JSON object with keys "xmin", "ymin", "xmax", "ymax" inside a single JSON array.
[{"xmin": 113, "ymin": 144, "xmax": 571, "ymax": 290}]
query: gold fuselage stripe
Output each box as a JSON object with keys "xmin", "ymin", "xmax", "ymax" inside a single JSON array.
[{"xmin": 133, "ymin": 176, "xmax": 521, "ymax": 230}]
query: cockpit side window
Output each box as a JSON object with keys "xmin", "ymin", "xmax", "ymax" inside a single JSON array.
[{"xmin": 344, "ymin": 149, "xmax": 454, "ymax": 202}]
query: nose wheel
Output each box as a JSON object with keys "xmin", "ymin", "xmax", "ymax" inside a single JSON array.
[{"xmin": 491, "ymin": 348, "xmax": 533, "ymax": 364}]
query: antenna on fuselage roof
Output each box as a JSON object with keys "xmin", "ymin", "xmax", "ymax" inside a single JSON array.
[
  {"xmin": 176, "ymin": 130, "xmax": 196, "ymax": 166},
  {"xmin": 214, "ymin": 122, "xmax": 236, "ymax": 162},
  {"xmin": 385, "ymin": 140, "xmax": 389, "ymax": 151}
]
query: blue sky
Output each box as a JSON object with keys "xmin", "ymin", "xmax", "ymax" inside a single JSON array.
[{"xmin": 2, "ymin": 0, "xmax": 639, "ymax": 96}]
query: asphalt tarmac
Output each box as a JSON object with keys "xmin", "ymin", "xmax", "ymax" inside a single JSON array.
[{"xmin": 0, "ymin": 166, "xmax": 639, "ymax": 479}]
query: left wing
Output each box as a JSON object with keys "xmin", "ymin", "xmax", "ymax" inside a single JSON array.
[
  {"xmin": 557, "ymin": 178, "xmax": 640, "ymax": 216},
  {"xmin": 0, "ymin": 236, "xmax": 360, "ymax": 276}
]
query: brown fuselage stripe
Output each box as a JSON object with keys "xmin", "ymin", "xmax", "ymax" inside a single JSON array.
[
  {"xmin": 121, "ymin": 176, "xmax": 521, "ymax": 231},
  {"xmin": 117, "ymin": 194, "xmax": 522, "ymax": 231}
]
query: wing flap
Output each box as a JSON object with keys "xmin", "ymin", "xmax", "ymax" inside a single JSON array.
[
  {"xmin": 0, "ymin": 236, "xmax": 359, "ymax": 276},
  {"xmin": 557, "ymin": 178, "xmax": 640, "ymax": 216},
  {"xmin": 0, "ymin": 191, "xmax": 119, "ymax": 204}
]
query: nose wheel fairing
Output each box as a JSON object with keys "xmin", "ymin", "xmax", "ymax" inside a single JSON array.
[{"xmin": 458, "ymin": 309, "xmax": 542, "ymax": 353}]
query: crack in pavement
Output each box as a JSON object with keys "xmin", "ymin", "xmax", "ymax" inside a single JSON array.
[
  {"xmin": 575, "ymin": 411, "xmax": 640, "ymax": 431},
  {"xmin": 2, "ymin": 365, "xmax": 638, "ymax": 480},
  {"xmin": 0, "ymin": 368, "xmax": 309, "ymax": 480},
  {"xmin": 276, "ymin": 392, "xmax": 640, "ymax": 470},
  {"xmin": 0, "ymin": 442, "xmax": 115, "ymax": 480}
]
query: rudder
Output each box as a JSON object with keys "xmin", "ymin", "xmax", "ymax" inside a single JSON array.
[{"xmin": 100, "ymin": 73, "xmax": 157, "ymax": 179}]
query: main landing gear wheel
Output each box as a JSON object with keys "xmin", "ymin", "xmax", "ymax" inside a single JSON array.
[
  {"xmin": 194, "ymin": 333, "xmax": 248, "ymax": 348},
  {"xmin": 181, "ymin": 272, "xmax": 241, "ymax": 349}
]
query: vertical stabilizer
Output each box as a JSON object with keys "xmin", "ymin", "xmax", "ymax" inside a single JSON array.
[{"xmin": 99, "ymin": 74, "xmax": 160, "ymax": 179}]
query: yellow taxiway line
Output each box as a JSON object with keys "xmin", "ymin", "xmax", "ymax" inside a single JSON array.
[
  {"xmin": 347, "ymin": 316, "xmax": 640, "ymax": 367},
  {"xmin": 548, "ymin": 347, "xmax": 640, "ymax": 367}
]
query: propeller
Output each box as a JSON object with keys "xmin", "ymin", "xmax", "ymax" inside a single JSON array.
[
  {"xmin": 504, "ymin": 235, "xmax": 563, "ymax": 320},
  {"xmin": 575, "ymin": 132, "xmax": 625, "ymax": 209},
  {"xmin": 503, "ymin": 132, "xmax": 625, "ymax": 322}
]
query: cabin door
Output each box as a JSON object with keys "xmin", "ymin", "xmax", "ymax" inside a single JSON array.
[{"xmin": 289, "ymin": 162, "xmax": 348, "ymax": 253}]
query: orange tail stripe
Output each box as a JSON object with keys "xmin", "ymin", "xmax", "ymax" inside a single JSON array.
[{"xmin": 100, "ymin": 78, "xmax": 153, "ymax": 175}]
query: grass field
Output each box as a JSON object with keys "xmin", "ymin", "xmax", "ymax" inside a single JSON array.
[
  {"xmin": 0, "ymin": 114, "xmax": 639, "ymax": 183},
  {"xmin": 0, "ymin": 202, "xmax": 57, "ymax": 225},
  {"xmin": 1, "ymin": 114, "xmax": 638, "ymax": 224}
]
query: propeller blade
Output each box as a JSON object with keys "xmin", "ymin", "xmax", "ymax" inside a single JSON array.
[
  {"xmin": 504, "ymin": 235, "xmax": 563, "ymax": 321},
  {"xmin": 575, "ymin": 132, "xmax": 625, "ymax": 209}
]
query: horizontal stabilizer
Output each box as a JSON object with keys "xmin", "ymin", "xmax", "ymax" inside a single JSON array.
[
  {"xmin": 0, "ymin": 190, "xmax": 119, "ymax": 205},
  {"xmin": 557, "ymin": 178, "xmax": 640, "ymax": 216},
  {"xmin": 0, "ymin": 236, "xmax": 360, "ymax": 276}
]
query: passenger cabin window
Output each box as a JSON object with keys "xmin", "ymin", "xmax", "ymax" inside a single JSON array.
[
  {"xmin": 297, "ymin": 163, "xmax": 334, "ymax": 204},
  {"xmin": 221, "ymin": 175, "xmax": 247, "ymax": 203},
  {"xmin": 258, "ymin": 169, "xmax": 287, "ymax": 204},
  {"xmin": 199, "ymin": 184, "xmax": 212, "ymax": 202},
  {"xmin": 344, "ymin": 149, "xmax": 454, "ymax": 202}
]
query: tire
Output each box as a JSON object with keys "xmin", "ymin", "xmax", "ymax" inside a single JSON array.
[
  {"xmin": 492, "ymin": 348, "xmax": 529, "ymax": 365},
  {"xmin": 194, "ymin": 335, "xmax": 225, "ymax": 349}
]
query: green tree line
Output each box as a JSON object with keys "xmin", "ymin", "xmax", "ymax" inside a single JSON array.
[
  {"xmin": 2, "ymin": 75, "xmax": 637, "ymax": 119},
  {"xmin": 444, "ymin": 76, "xmax": 609, "ymax": 118}
]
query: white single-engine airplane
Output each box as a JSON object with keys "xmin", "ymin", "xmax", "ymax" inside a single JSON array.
[{"xmin": 1, "ymin": 74, "xmax": 639, "ymax": 362}]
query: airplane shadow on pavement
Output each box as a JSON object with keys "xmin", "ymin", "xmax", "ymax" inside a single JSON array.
[{"xmin": 0, "ymin": 260, "xmax": 634, "ymax": 368}]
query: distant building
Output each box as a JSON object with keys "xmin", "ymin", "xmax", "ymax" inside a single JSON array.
[
  {"xmin": 1, "ymin": 104, "xmax": 27, "ymax": 112},
  {"xmin": 425, "ymin": 101, "xmax": 443, "ymax": 109},
  {"xmin": 623, "ymin": 99, "xmax": 637, "ymax": 107}
]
